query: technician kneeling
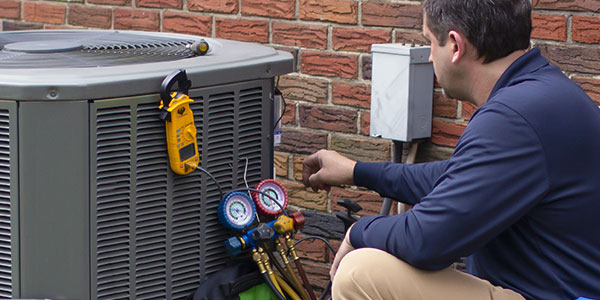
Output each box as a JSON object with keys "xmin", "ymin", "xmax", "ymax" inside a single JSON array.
[{"xmin": 302, "ymin": 0, "xmax": 600, "ymax": 299}]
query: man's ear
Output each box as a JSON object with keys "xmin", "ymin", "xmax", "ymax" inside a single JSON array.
[{"xmin": 448, "ymin": 30, "xmax": 467, "ymax": 64}]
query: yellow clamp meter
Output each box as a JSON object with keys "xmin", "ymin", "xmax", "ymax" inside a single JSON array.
[{"xmin": 159, "ymin": 69, "xmax": 199, "ymax": 175}]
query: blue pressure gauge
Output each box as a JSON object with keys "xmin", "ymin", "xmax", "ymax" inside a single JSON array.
[{"xmin": 218, "ymin": 191, "xmax": 257, "ymax": 230}]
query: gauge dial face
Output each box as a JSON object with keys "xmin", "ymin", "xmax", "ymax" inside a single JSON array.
[
  {"xmin": 225, "ymin": 194, "xmax": 255, "ymax": 227},
  {"xmin": 256, "ymin": 180, "xmax": 287, "ymax": 215}
]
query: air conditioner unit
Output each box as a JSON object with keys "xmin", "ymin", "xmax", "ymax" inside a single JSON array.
[{"xmin": 0, "ymin": 30, "xmax": 293, "ymax": 300}]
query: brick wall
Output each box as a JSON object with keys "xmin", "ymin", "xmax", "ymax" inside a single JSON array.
[{"xmin": 2, "ymin": 0, "xmax": 599, "ymax": 295}]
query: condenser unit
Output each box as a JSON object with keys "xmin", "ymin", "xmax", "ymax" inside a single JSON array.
[{"xmin": 0, "ymin": 30, "xmax": 293, "ymax": 300}]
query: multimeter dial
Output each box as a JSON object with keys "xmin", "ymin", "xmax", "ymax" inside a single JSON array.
[
  {"xmin": 252, "ymin": 179, "xmax": 288, "ymax": 217},
  {"xmin": 218, "ymin": 192, "xmax": 256, "ymax": 230}
]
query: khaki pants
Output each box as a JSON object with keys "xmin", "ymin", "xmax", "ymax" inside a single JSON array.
[{"xmin": 332, "ymin": 248, "xmax": 526, "ymax": 300}]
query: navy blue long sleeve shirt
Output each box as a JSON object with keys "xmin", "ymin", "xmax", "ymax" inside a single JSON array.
[{"xmin": 350, "ymin": 49, "xmax": 600, "ymax": 300}]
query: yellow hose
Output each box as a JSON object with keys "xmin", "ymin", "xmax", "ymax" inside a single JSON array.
[
  {"xmin": 269, "ymin": 272, "xmax": 285, "ymax": 297},
  {"xmin": 275, "ymin": 273, "xmax": 302, "ymax": 300}
]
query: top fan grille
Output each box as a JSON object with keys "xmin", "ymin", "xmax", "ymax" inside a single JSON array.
[{"xmin": 0, "ymin": 31, "xmax": 199, "ymax": 68}]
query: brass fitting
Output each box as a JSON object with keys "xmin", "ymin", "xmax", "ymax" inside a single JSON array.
[
  {"xmin": 252, "ymin": 248, "xmax": 267, "ymax": 274},
  {"xmin": 274, "ymin": 239, "xmax": 290, "ymax": 265},
  {"xmin": 285, "ymin": 234, "xmax": 300, "ymax": 261},
  {"xmin": 258, "ymin": 247, "xmax": 275, "ymax": 275}
]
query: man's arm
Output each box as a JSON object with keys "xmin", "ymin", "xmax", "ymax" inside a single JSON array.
[
  {"xmin": 302, "ymin": 151, "xmax": 449, "ymax": 205},
  {"xmin": 354, "ymin": 160, "xmax": 450, "ymax": 205},
  {"xmin": 349, "ymin": 103, "xmax": 550, "ymax": 270}
]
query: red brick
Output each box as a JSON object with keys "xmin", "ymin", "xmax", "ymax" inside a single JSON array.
[
  {"xmin": 242, "ymin": 0, "xmax": 294, "ymax": 19},
  {"xmin": 294, "ymin": 233, "xmax": 329, "ymax": 262},
  {"xmin": 44, "ymin": 24, "xmax": 86, "ymax": 30},
  {"xmin": 162, "ymin": 12, "xmax": 211, "ymax": 36},
  {"xmin": 573, "ymin": 76, "xmax": 600, "ymax": 106},
  {"xmin": 294, "ymin": 234, "xmax": 340, "ymax": 263},
  {"xmin": 432, "ymin": 120, "xmax": 467, "ymax": 147},
  {"xmin": 360, "ymin": 112, "xmax": 370, "ymax": 136},
  {"xmin": 531, "ymin": 13, "xmax": 567, "ymax": 41},
  {"xmin": 68, "ymin": 5, "xmax": 111, "ymax": 29},
  {"xmin": 292, "ymin": 155, "xmax": 303, "ymax": 181},
  {"xmin": 536, "ymin": 43, "xmax": 600, "ymax": 74},
  {"xmin": 330, "ymin": 134, "xmax": 391, "ymax": 162},
  {"xmin": 330, "ymin": 187, "xmax": 384, "ymax": 217},
  {"xmin": 274, "ymin": 152, "xmax": 289, "ymax": 179},
  {"xmin": 0, "ymin": 0, "xmax": 21, "ymax": 19},
  {"xmin": 299, "ymin": 0, "xmax": 357, "ymax": 24},
  {"xmin": 276, "ymin": 128, "xmax": 328, "ymax": 155},
  {"xmin": 24, "ymin": 2, "xmax": 66, "ymax": 25},
  {"xmin": 572, "ymin": 15, "xmax": 600, "ymax": 44},
  {"xmin": 433, "ymin": 93, "xmax": 458, "ymax": 118},
  {"xmin": 299, "ymin": 104, "xmax": 358, "ymax": 133},
  {"xmin": 301, "ymin": 51, "xmax": 358, "ymax": 79},
  {"xmin": 533, "ymin": 0, "xmax": 600, "ymax": 13},
  {"xmin": 416, "ymin": 141, "xmax": 455, "ymax": 162},
  {"xmin": 362, "ymin": 2, "xmax": 422, "ymax": 29},
  {"xmin": 138, "ymin": 0, "xmax": 180, "ymax": 9},
  {"xmin": 332, "ymin": 27, "xmax": 391, "ymax": 52},
  {"xmin": 279, "ymin": 75, "xmax": 328, "ymax": 104},
  {"xmin": 188, "ymin": 0, "xmax": 237, "ymax": 13},
  {"xmin": 281, "ymin": 101, "xmax": 296, "ymax": 125},
  {"xmin": 216, "ymin": 18, "xmax": 269, "ymax": 43},
  {"xmin": 362, "ymin": 55, "xmax": 372, "ymax": 80},
  {"xmin": 114, "ymin": 8, "xmax": 159, "ymax": 31},
  {"xmin": 461, "ymin": 101, "xmax": 478, "ymax": 120},
  {"xmin": 89, "ymin": 0, "xmax": 130, "ymax": 6},
  {"xmin": 272, "ymin": 22, "xmax": 328, "ymax": 50},
  {"xmin": 280, "ymin": 179, "xmax": 327, "ymax": 211},
  {"xmin": 332, "ymin": 81, "xmax": 371, "ymax": 109},
  {"xmin": 2, "ymin": 20, "xmax": 43, "ymax": 31},
  {"xmin": 396, "ymin": 30, "xmax": 430, "ymax": 46}
]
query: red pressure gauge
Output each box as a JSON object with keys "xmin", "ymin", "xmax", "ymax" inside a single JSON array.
[{"xmin": 252, "ymin": 179, "xmax": 288, "ymax": 217}]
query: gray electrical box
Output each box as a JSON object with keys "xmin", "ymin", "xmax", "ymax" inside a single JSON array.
[
  {"xmin": 370, "ymin": 44, "xmax": 434, "ymax": 142},
  {"xmin": 0, "ymin": 30, "xmax": 293, "ymax": 300}
]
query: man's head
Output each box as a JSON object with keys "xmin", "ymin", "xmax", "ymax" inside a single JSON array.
[{"xmin": 422, "ymin": 0, "xmax": 531, "ymax": 64}]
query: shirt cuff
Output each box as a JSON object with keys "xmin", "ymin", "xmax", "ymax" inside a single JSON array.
[{"xmin": 353, "ymin": 161, "xmax": 384, "ymax": 187}]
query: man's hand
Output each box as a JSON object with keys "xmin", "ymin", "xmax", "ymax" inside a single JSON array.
[
  {"xmin": 302, "ymin": 149, "xmax": 357, "ymax": 192},
  {"xmin": 330, "ymin": 226, "xmax": 355, "ymax": 281}
]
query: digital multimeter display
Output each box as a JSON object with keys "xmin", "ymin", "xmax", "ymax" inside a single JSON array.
[{"xmin": 179, "ymin": 143, "xmax": 196, "ymax": 161}]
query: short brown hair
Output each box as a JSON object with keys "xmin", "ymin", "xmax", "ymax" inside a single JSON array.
[{"xmin": 423, "ymin": 0, "xmax": 532, "ymax": 63}]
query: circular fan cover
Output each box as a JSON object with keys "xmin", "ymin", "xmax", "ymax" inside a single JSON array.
[
  {"xmin": 252, "ymin": 179, "xmax": 288, "ymax": 216},
  {"xmin": 0, "ymin": 30, "xmax": 199, "ymax": 68}
]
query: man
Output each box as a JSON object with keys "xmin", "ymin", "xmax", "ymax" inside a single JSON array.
[{"xmin": 302, "ymin": 0, "xmax": 600, "ymax": 299}]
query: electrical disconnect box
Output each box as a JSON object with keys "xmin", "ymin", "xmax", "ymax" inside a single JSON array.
[{"xmin": 370, "ymin": 44, "xmax": 434, "ymax": 142}]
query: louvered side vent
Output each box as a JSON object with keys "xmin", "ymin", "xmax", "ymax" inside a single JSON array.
[
  {"xmin": 0, "ymin": 110, "xmax": 11, "ymax": 298},
  {"xmin": 95, "ymin": 106, "xmax": 132, "ymax": 300},
  {"xmin": 92, "ymin": 82, "xmax": 269, "ymax": 300},
  {"xmin": 203, "ymin": 92, "xmax": 236, "ymax": 275},
  {"xmin": 170, "ymin": 100, "xmax": 204, "ymax": 300},
  {"xmin": 236, "ymin": 87, "xmax": 264, "ymax": 188},
  {"xmin": 134, "ymin": 103, "xmax": 169, "ymax": 300}
]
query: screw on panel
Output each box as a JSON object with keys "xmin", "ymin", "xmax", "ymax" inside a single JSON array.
[{"xmin": 48, "ymin": 89, "xmax": 58, "ymax": 99}]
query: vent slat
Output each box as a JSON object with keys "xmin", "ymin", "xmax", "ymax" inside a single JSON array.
[
  {"xmin": 0, "ymin": 109, "xmax": 11, "ymax": 297},
  {"xmin": 95, "ymin": 106, "xmax": 131, "ymax": 300}
]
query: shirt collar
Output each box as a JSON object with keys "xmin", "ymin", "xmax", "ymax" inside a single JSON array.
[{"xmin": 488, "ymin": 48, "xmax": 550, "ymax": 100}]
